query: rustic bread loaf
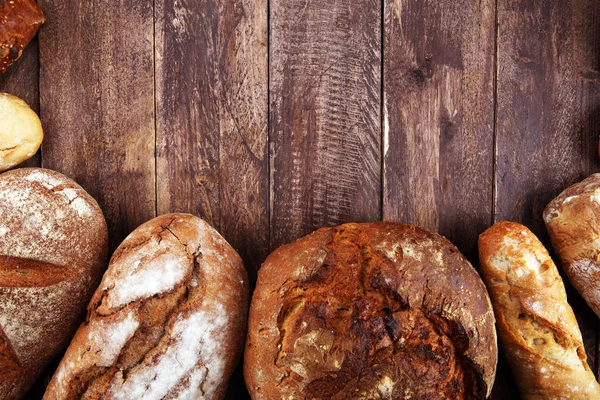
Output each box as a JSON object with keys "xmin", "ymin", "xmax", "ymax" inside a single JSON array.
[
  {"xmin": 544, "ymin": 173, "xmax": 600, "ymax": 318},
  {"xmin": 0, "ymin": 93, "xmax": 43, "ymax": 171},
  {"xmin": 245, "ymin": 222, "xmax": 497, "ymax": 399},
  {"xmin": 43, "ymin": 213, "xmax": 249, "ymax": 400},
  {"xmin": 0, "ymin": 168, "xmax": 108, "ymax": 400},
  {"xmin": 478, "ymin": 221, "xmax": 600, "ymax": 400},
  {"xmin": 0, "ymin": 0, "xmax": 45, "ymax": 73}
]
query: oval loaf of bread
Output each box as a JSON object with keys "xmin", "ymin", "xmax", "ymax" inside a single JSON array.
[
  {"xmin": 43, "ymin": 213, "xmax": 249, "ymax": 400},
  {"xmin": 245, "ymin": 222, "xmax": 497, "ymax": 399},
  {"xmin": 479, "ymin": 221, "xmax": 600, "ymax": 400},
  {"xmin": 0, "ymin": 168, "xmax": 108, "ymax": 400},
  {"xmin": 544, "ymin": 173, "xmax": 600, "ymax": 318}
]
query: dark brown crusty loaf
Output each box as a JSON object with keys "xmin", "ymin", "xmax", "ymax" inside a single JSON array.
[
  {"xmin": 43, "ymin": 213, "xmax": 249, "ymax": 400},
  {"xmin": 479, "ymin": 221, "xmax": 600, "ymax": 400},
  {"xmin": 543, "ymin": 173, "xmax": 600, "ymax": 318},
  {"xmin": 244, "ymin": 222, "xmax": 497, "ymax": 399},
  {"xmin": 0, "ymin": 0, "xmax": 45, "ymax": 73},
  {"xmin": 0, "ymin": 168, "xmax": 108, "ymax": 400}
]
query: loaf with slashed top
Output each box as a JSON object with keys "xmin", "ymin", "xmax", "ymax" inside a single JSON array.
[
  {"xmin": 0, "ymin": 168, "xmax": 108, "ymax": 400},
  {"xmin": 479, "ymin": 221, "xmax": 600, "ymax": 400},
  {"xmin": 43, "ymin": 213, "xmax": 249, "ymax": 400}
]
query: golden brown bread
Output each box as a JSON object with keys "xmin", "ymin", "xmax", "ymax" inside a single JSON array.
[
  {"xmin": 0, "ymin": 168, "xmax": 109, "ymax": 400},
  {"xmin": 0, "ymin": 0, "xmax": 45, "ymax": 73},
  {"xmin": 478, "ymin": 221, "xmax": 600, "ymax": 400},
  {"xmin": 43, "ymin": 213, "xmax": 249, "ymax": 400},
  {"xmin": 544, "ymin": 173, "xmax": 600, "ymax": 319},
  {"xmin": 245, "ymin": 222, "xmax": 497, "ymax": 399},
  {"xmin": 0, "ymin": 93, "xmax": 44, "ymax": 171}
]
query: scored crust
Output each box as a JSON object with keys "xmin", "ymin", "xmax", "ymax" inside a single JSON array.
[
  {"xmin": 43, "ymin": 213, "xmax": 249, "ymax": 400},
  {"xmin": 0, "ymin": 168, "xmax": 108, "ymax": 400},
  {"xmin": 245, "ymin": 222, "xmax": 497, "ymax": 399}
]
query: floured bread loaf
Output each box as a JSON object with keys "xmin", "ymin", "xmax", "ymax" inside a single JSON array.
[
  {"xmin": 0, "ymin": 168, "xmax": 108, "ymax": 400},
  {"xmin": 245, "ymin": 222, "xmax": 497, "ymax": 399},
  {"xmin": 479, "ymin": 221, "xmax": 600, "ymax": 400},
  {"xmin": 544, "ymin": 173, "xmax": 600, "ymax": 318},
  {"xmin": 43, "ymin": 213, "xmax": 248, "ymax": 400}
]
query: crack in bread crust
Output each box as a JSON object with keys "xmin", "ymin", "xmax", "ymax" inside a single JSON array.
[
  {"xmin": 44, "ymin": 213, "xmax": 248, "ymax": 400},
  {"xmin": 274, "ymin": 225, "xmax": 486, "ymax": 399}
]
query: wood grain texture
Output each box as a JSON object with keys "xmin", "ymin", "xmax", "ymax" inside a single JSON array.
[
  {"xmin": 270, "ymin": 0, "xmax": 381, "ymax": 249},
  {"xmin": 494, "ymin": 0, "xmax": 600, "ymax": 397},
  {"xmin": 155, "ymin": 2, "xmax": 267, "ymax": 397},
  {"xmin": 383, "ymin": 0, "xmax": 495, "ymax": 262},
  {"xmin": 38, "ymin": 0, "xmax": 156, "ymax": 250},
  {"xmin": 0, "ymin": 38, "xmax": 40, "ymax": 168},
  {"xmin": 155, "ymin": 0, "xmax": 268, "ymax": 277}
]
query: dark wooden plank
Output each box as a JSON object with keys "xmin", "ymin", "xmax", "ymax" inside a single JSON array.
[
  {"xmin": 38, "ymin": 0, "xmax": 156, "ymax": 250},
  {"xmin": 155, "ymin": 0, "xmax": 268, "ymax": 278},
  {"xmin": 155, "ymin": 0, "xmax": 268, "ymax": 397},
  {"xmin": 0, "ymin": 37, "xmax": 40, "ymax": 168},
  {"xmin": 270, "ymin": 0, "xmax": 382, "ymax": 249},
  {"xmin": 382, "ymin": 0, "xmax": 499, "ymax": 396},
  {"xmin": 495, "ymin": 0, "xmax": 600, "ymax": 397},
  {"xmin": 383, "ymin": 0, "xmax": 496, "ymax": 262}
]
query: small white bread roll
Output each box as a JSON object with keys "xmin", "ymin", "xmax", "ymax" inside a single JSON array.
[{"xmin": 0, "ymin": 93, "xmax": 43, "ymax": 172}]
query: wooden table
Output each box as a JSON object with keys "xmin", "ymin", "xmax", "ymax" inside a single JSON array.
[{"xmin": 2, "ymin": 0, "xmax": 599, "ymax": 398}]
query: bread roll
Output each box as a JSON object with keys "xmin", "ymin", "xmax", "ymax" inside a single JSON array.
[
  {"xmin": 478, "ymin": 221, "xmax": 600, "ymax": 399},
  {"xmin": 0, "ymin": 0, "xmax": 45, "ymax": 73},
  {"xmin": 245, "ymin": 222, "xmax": 497, "ymax": 399},
  {"xmin": 43, "ymin": 213, "xmax": 249, "ymax": 400},
  {"xmin": 0, "ymin": 93, "xmax": 43, "ymax": 171},
  {"xmin": 0, "ymin": 168, "xmax": 108, "ymax": 400},
  {"xmin": 544, "ymin": 173, "xmax": 600, "ymax": 318}
]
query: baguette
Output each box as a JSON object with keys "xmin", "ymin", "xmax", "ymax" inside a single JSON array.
[
  {"xmin": 478, "ymin": 221, "xmax": 600, "ymax": 399},
  {"xmin": 544, "ymin": 173, "xmax": 600, "ymax": 318}
]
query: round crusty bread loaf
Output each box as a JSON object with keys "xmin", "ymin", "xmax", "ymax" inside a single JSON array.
[
  {"xmin": 43, "ymin": 213, "xmax": 249, "ymax": 400},
  {"xmin": 0, "ymin": 168, "xmax": 109, "ymax": 400},
  {"xmin": 244, "ymin": 222, "xmax": 497, "ymax": 400}
]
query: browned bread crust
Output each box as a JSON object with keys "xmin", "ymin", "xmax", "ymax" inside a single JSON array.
[
  {"xmin": 0, "ymin": 168, "xmax": 109, "ymax": 400},
  {"xmin": 478, "ymin": 221, "xmax": 600, "ymax": 400},
  {"xmin": 43, "ymin": 213, "xmax": 249, "ymax": 400},
  {"xmin": 0, "ymin": 0, "xmax": 45, "ymax": 73},
  {"xmin": 245, "ymin": 222, "xmax": 497, "ymax": 399},
  {"xmin": 544, "ymin": 173, "xmax": 600, "ymax": 318}
]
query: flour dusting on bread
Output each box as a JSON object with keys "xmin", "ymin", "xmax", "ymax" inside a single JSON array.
[{"xmin": 43, "ymin": 213, "xmax": 249, "ymax": 400}]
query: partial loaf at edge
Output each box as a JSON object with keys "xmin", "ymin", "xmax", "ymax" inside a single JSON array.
[
  {"xmin": 478, "ymin": 221, "xmax": 600, "ymax": 400},
  {"xmin": 544, "ymin": 173, "xmax": 600, "ymax": 318},
  {"xmin": 0, "ymin": 168, "xmax": 109, "ymax": 400},
  {"xmin": 43, "ymin": 213, "xmax": 249, "ymax": 400}
]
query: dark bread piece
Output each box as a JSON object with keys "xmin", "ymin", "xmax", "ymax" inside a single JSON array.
[
  {"xmin": 0, "ymin": 0, "xmax": 45, "ymax": 73},
  {"xmin": 244, "ymin": 222, "xmax": 497, "ymax": 399},
  {"xmin": 0, "ymin": 168, "xmax": 109, "ymax": 400},
  {"xmin": 43, "ymin": 213, "xmax": 249, "ymax": 400}
]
